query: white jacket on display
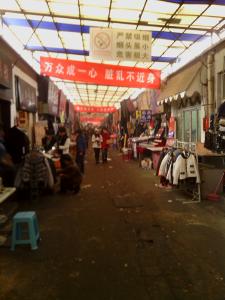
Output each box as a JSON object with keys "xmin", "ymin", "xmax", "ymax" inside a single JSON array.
[
  {"xmin": 172, "ymin": 153, "xmax": 200, "ymax": 185},
  {"xmin": 158, "ymin": 152, "xmax": 172, "ymax": 177},
  {"xmin": 166, "ymin": 162, "xmax": 173, "ymax": 183}
]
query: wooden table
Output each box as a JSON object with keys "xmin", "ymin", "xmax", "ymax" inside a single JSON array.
[
  {"xmin": 0, "ymin": 187, "xmax": 16, "ymax": 205},
  {"xmin": 138, "ymin": 143, "xmax": 163, "ymax": 169}
]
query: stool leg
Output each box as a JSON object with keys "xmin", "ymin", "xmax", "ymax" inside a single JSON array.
[
  {"xmin": 34, "ymin": 216, "xmax": 40, "ymax": 240},
  {"xmin": 16, "ymin": 222, "xmax": 22, "ymax": 240},
  {"xmin": 29, "ymin": 220, "xmax": 38, "ymax": 250},
  {"xmin": 11, "ymin": 222, "xmax": 17, "ymax": 251}
]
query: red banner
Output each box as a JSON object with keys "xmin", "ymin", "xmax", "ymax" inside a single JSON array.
[
  {"xmin": 40, "ymin": 57, "xmax": 161, "ymax": 89},
  {"xmin": 75, "ymin": 105, "xmax": 116, "ymax": 113},
  {"xmin": 80, "ymin": 116, "xmax": 104, "ymax": 124}
]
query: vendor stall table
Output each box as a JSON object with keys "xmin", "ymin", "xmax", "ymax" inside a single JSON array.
[
  {"xmin": 139, "ymin": 143, "xmax": 163, "ymax": 169},
  {"xmin": 0, "ymin": 187, "xmax": 16, "ymax": 204}
]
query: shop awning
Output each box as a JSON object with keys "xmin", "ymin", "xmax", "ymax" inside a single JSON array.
[{"xmin": 157, "ymin": 61, "xmax": 202, "ymax": 105}]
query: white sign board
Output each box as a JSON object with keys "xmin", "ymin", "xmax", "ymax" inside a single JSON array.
[{"xmin": 90, "ymin": 28, "xmax": 151, "ymax": 62}]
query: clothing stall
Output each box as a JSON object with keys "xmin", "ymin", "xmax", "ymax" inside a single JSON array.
[{"xmin": 157, "ymin": 140, "xmax": 201, "ymax": 203}]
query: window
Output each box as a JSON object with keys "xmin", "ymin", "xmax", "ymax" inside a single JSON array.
[{"xmin": 177, "ymin": 107, "xmax": 201, "ymax": 142}]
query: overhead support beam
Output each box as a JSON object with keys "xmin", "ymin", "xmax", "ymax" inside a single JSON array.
[
  {"xmin": 25, "ymin": 45, "xmax": 176, "ymax": 63},
  {"xmin": 0, "ymin": 9, "xmax": 216, "ymax": 32}
]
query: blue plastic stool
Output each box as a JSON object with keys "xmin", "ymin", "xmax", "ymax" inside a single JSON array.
[{"xmin": 11, "ymin": 211, "xmax": 40, "ymax": 250}]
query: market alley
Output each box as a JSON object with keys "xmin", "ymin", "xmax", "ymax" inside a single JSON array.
[{"xmin": 1, "ymin": 149, "xmax": 225, "ymax": 300}]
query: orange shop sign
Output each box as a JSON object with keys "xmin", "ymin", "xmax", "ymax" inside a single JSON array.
[{"xmin": 40, "ymin": 57, "xmax": 161, "ymax": 89}]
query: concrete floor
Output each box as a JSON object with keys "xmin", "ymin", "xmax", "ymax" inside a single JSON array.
[{"xmin": 1, "ymin": 149, "xmax": 225, "ymax": 299}]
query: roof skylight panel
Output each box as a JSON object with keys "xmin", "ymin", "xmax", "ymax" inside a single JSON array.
[
  {"xmin": 81, "ymin": 6, "xmax": 109, "ymax": 19},
  {"xmin": 110, "ymin": 23, "xmax": 137, "ymax": 29},
  {"xmin": 163, "ymin": 46, "xmax": 185, "ymax": 57},
  {"xmin": 178, "ymin": 4, "xmax": 210, "ymax": 15},
  {"xmin": 112, "ymin": 0, "xmax": 146, "ymax": 10},
  {"xmin": 205, "ymin": 5, "xmax": 225, "ymax": 17},
  {"xmin": 48, "ymin": 2, "xmax": 79, "ymax": 17},
  {"xmin": 60, "ymin": 32, "xmax": 83, "ymax": 49},
  {"xmin": 18, "ymin": 0, "xmax": 49, "ymax": 14},
  {"xmin": 150, "ymin": 61, "xmax": 169, "ymax": 70},
  {"xmin": 145, "ymin": 0, "xmax": 179, "ymax": 14},
  {"xmin": 109, "ymin": 8, "xmax": 141, "ymax": 23},
  {"xmin": 151, "ymin": 45, "xmax": 170, "ymax": 56},
  {"xmin": 26, "ymin": 34, "xmax": 43, "ymax": 49},
  {"xmin": 67, "ymin": 55, "xmax": 85, "ymax": 61},
  {"xmin": 9, "ymin": 26, "xmax": 33, "ymax": 44},
  {"xmin": 0, "ymin": 0, "xmax": 20, "ymax": 11},
  {"xmin": 173, "ymin": 14, "xmax": 198, "ymax": 26},
  {"xmin": 36, "ymin": 28, "xmax": 62, "ymax": 48},
  {"xmin": 153, "ymin": 38, "xmax": 174, "ymax": 47},
  {"xmin": 80, "ymin": 0, "xmax": 110, "ymax": 6},
  {"xmin": 193, "ymin": 16, "xmax": 222, "ymax": 28},
  {"xmin": 81, "ymin": 20, "xmax": 108, "ymax": 27}
]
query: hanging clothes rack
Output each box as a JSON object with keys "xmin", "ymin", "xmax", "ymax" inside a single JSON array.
[{"xmin": 174, "ymin": 140, "xmax": 201, "ymax": 204}]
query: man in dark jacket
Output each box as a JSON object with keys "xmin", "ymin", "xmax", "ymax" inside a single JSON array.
[
  {"xmin": 5, "ymin": 125, "xmax": 30, "ymax": 165},
  {"xmin": 42, "ymin": 129, "xmax": 56, "ymax": 152},
  {"xmin": 75, "ymin": 129, "xmax": 86, "ymax": 174}
]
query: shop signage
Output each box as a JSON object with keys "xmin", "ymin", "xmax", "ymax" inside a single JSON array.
[
  {"xmin": 59, "ymin": 90, "xmax": 67, "ymax": 122},
  {"xmin": 80, "ymin": 116, "xmax": 104, "ymax": 124},
  {"xmin": 40, "ymin": 57, "xmax": 161, "ymax": 89},
  {"xmin": 69, "ymin": 101, "xmax": 75, "ymax": 123},
  {"xmin": 90, "ymin": 27, "xmax": 151, "ymax": 62},
  {"xmin": 74, "ymin": 105, "xmax": 116, "ymax": 113},
  {"xmin": 168, "ymin": 117, "xmax": 176, "ymax": 138},
  {"xmin": 17, "ymin": 77, "xmax": 37, "ymax": 112},
  {"xmin": 140, "ymin": 110, "xmax": 152, "ymax": 122},
  {"xmin": 48, "ymin": 80, "xmax": 59, "ymax": 116},
  {"xmin": 0, "ymin": 55, "xmax": 11, "ymax": 89}
]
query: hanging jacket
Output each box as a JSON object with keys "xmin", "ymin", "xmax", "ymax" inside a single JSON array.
[
  {"xmin": 158, "ymin": 151, "xmax": 173, "ymax": 177},
  {"xmin": 22, "ymin": 152, "xmax": 48, "ymax": 184},
  {"xmin": 172, "ymin": 153, "xmax": 200, "ymax": 185}
]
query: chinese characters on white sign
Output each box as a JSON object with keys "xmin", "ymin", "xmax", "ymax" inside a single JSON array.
[{"xmin": 90, "ymin": 28, "xmax": 151, "ymax": 62}]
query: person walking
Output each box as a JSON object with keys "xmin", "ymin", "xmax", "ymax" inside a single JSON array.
[
  {"xmin": 75, "ymin": 129, "xmax": 86, "ymax": 174},
  {"xmin": 101, "ymin": 127, "xmax": 110, "ymax": 163},
  {"xmin": 91, "ymin": 128, "xmax": 102, "ymax": 164}
]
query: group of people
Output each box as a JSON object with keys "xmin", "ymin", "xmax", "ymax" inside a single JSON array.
[
  {"xmin": 42, "ymin": 126, "xmax": 87, "ymax": 175},
  {"xmin": 91, "ymin": 127, "xmax": 111, "ymax": 164},
  {"xmin": 0, "ymin": 121, "xmax": 118, "ymax": 194},
  {"xmin": 41, "ymin": 126, "xmax": 86, "ymax": 194}
]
